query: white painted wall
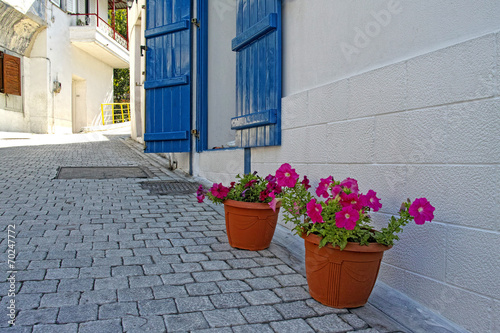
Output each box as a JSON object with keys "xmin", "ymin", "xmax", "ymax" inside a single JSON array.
[{"xmin": 190, "ymin": 1, "xmax": 500, "ymax": 332}]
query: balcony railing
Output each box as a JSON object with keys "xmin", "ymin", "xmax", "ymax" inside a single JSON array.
[{"xmin": 70, "ymin": 13, "xmax": 128, "ymax": 50}]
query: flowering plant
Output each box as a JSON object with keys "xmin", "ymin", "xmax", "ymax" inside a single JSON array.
[
  {"xmin": 270, "ymin": 163, "xmax": 435, "ymax": 249},
  {"xmin": 196, "ymin": 171, "xmax": 283, "ymax": 205}
]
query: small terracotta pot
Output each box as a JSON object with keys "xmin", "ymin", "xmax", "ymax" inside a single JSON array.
[
  {"xmin": 223, "ymin": 199, "xmax": 281, "ymax": 251},
  {"xmin": 303, "ymin": 232, "xmax": 391, "ymax": 308}
]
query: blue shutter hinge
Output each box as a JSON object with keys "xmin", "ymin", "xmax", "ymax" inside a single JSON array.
[
  {"xmin": 191, "ymin": 129, "xmax": 200, "ymax": 139},
  {"xmin": 191, "ymin": 18, "xmax": 200, "ymax": 28}
]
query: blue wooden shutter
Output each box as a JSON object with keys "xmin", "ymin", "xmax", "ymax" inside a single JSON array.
[
  {"xmin": 231, "ymin": 0, "xmax": 281, "ymax": 147},
  {"xmin": 144, "ymin": 0, "xmax": 191, "ymax": 153}
]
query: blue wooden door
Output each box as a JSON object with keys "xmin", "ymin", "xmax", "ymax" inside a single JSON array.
[
  {"xmin": 144, "ymin": 0, "xmax": 191, "ymax": 153},
  {"xmin": 231, "ymin": 0, "xmax": 282, "ymax": 147}
]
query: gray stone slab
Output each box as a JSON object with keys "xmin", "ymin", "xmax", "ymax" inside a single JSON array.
[
  {"xmin": 241, "ymin": 290, "xmax": 281, "ymax": 306},
  {"xmin": 240, "ymin": 305, "xmax": 283, "ymax": 324},
  {"xmin": 99, "ymin": 302, "xmax": 139, "ymax": 319},
  {"xmin": 15, "ymin": 308, "xmax": 58, "ymax": 326},
  {"xmin": 306, "ymin": 314, "xmax": 354, "ymax": 333},
  {"xmin": 164, "ymin": 312, "xmax": 210, "ymax": 332},
  {"xmin": 80, "ymin": 290, "xmax": 117, "ymax": 305},
  {"xmin": 270, "ymin": 319, "xmax": 315, "ymax": 333},
  {"xmin": 152, "ymin": 285, "xmax": 188, "ymax": 299},
  {"xmin": 122, "ymin": 315, "xmax": 166, "ymax": 332},
  {"xmin": 176, "ymin": 296, "xmax": 215, "ymax": 313},
  {"xmin": 232, "ymin": 323, "xmax": 274, "ymax": 333},
  {"xmin": 185, "ymin": 282, "xmax": 221, "ymax": 296},
  {"xmin": 274, "ymin": 300, "xmax": 318, "ymax": 319},
  {"xmin": 78, "ymin": 319, "xmax": 122, "ymax": 333},
  {"xmin": 138, "ymin": 299, "xmax": 177, "ymax": 316},
  {"xmin": 209, "ymin": 293, "xmax": 250, "ymax": 309},
  {"xmin": 57, "ymin": 304, "xmax": 98, "ymax": 323},
  {"xmin": 203, "ymin": 308, "xmax": 247, "ymax": 328},
  {"xmin": 32, "ymin": 323, "xmax": 78, "ymax": 333}
]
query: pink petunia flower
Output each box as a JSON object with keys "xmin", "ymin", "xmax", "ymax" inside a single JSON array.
[
  {"xmin": 408, "ymin": 198, "xmax": 435, "ymax": 225},
  {"xmin": 340, "ymin": 177, "xmax": 359, "ymax": 194},
  {"xmin": 331, "ymin": 185, "xmax": 342, "ymax": 197},
  {"xmin": 276, "ymin": 163, "xmax": 300, "ymax": 188},
  {"xmin": 335, "ymin": 206, "xmax": 360, "ymax": 230},
  {"xmin": 306, "ymin": 199, "xmax": 324, "ymax": 223},
  {"xmin": 196, "ymin": 185, "xmax": 206, "ymax": 203},
  {"xmin": 360, "ymin": 190, "xmax": 382, "ymax": 212},
  {"xmin": 210, "ymin": 183, "xmax": 230, "ymax": 199},
  {"xmin": 301, "ymin": 176, "xmax": 311, "ymax": 190},
  {"xmin": 268, "ymin": 192, "xmax": 278, "ymax": 212},
  {"xmin": 340, "ymin": 192, "xmax": 363, "ymax": 210},
  {"xmin": 316, "ymin": 176, "xmax": 333, "ymax": 198}
]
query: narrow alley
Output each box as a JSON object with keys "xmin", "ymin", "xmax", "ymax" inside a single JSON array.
[{"xmin": 0, "ymin": 129, "xmax": 405, "ymax": 332}]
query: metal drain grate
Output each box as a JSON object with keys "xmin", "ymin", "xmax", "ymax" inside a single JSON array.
[
  {"xmin": 140, "ymin": 181, "xmax": 200, "ymax": 195},
  {"xmin": 55, "ymin": 166, "xmax": 151, "ymax": 180}
]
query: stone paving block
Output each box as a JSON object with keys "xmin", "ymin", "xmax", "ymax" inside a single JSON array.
[
  {"xmin": 245, "ymin": 277, "xmax": 281, "ymax": 290},
  {"xmin": 192, "ymin": 271, "xmax": 226, "ymax": 283},
  {"xmin": 171, "ymin": 262, "xmax": 203, "ymax": 273},
  {"xmin": 80, "ymin": 290, "xmax": 117, "ymax": 305},
  {"xmin": 340, "ymin": 313, "xmax": 370, "ymax": 329},
  {"xmin": 20, "ymin": 280, "xmax": 59, "ymax": 294},
  {"xmin": 16, "ymin": 251, "xmax": 47, "ymax": 261},
  {"xmin": 274, "ymin": 300, "xmax": 317, "ymax": 319},
  {"xmin": 231, "ymin": 250, "xmax": 261, "ymax": 259},
  {"xmin": 118, "ymin": 240, "xmax": 146, "ymax": 249},
  {"xmin": 78, "ymin": 319, "xmax": 122, "ymax": 333},
  {"xmin": 217, "ymin": 280, "xmax": 252, "ymax": 293},
  {"xmin": 185, "ymin": 282, "xmax": 221, "ymax": 296},
  {"xmin": 27, "ymin": 260, "xmax": 60, "ymax": 270},
  {"xmin": 94, "ymin": 277, "xmax": 129, "ymax": 290},
  {"xmin": 122, "ymin": 315, "xmax": 166, "ymax": 332},
  {"xmin": 129, "ymin": 275, "xmax": 162, "ymax": 288},
  {"xmin": 32, "ymin": 323, "xmax": 78, "ymax": 333},
  {"xmin": 133, "ymin": 248, "xmax": 161, "ymax": 256},
  {"xmin": 4, "ymin": 293, "xmax": 41, "ymax": 310},
  {"xmin": 117, "ymin": 287, "xmax": 154, "ymax": 302},
  {"xmin": 306, "ymin": 314, "xmax": 354, "ymax": 333},
  {"xmin": 250, "ymin": 266, "xmax": 281, "ymax": 277},
  {"xmin": 40, "ymin": 292, "xmax": 80, "ymax": 307},
  {"xmin": 270, "ymin": 319, "xmax": 315, "ymax": 333},
  {"xmin": 209, "ymin": 293, "xmax": 250, "ymax": 309},
  {"xmin": 206, "ymin": 252, "xmax": 235, "ymax": 260},
  {"xmin": 240, "ymin": 305, "xmax": 284, "ymax": 324},
  {"xmin": 227, "ymin": 259, "xmax": 260, "ymax": 269},
  {"xmin": 160, "ymin": 273, "xmax": 194, "ymax": 285},
  {"xmin": 16, "ymin": 270, "xmax": 46, "ymax": 282},
  {"xmin": 58, "ymin": 278, "xmax": 94, "ymax": 292},
  {"xmin": 57, "ymin": 304, "xmax": 98, "ymax": 323},
  {"xmin": 241, "ymin": 290, "xmax": 281, "ymax": 306},
  {"xmin": 152, "ymin": 285, "xmax": 188, "ymax": 299},
  {"xmin": 203, "ymin": 308, "xmax": 247, "ymax": 328},
  {"xmin": 232, "ymin": 323, "xmax": 274, "ymax": 333},
  {"xmin": 175, "ymin": 296, "xmax": 215, "ymax": 313},
  {"xmin": 200, "ymin": 260, "xmax": 231, "ymax": 271},
  {"xmin": 99, "ymin": 302, "xmax": 139, "ymax": 319},
  {"xmin": 191, "ymin": 328, "xmax": 233, "ymax": 333},
  {"xmin": 138, "ymin": 298, "xmax": 177, "ymax": 316},
  {"xmin": 180, "ymin": 253, "xmax": 209, "ymax": 262},
  {"xmin": 274, "ymin": 274, "xmax": 308, "ymax": 287},
  {"xmin": 170, "ymin": 238, "xmax": 197, "ymax": 247},
  {"xmin": 112, "ymin": 265, "xmax": 144, "ymax": 277},
  {"xmin": 273, "ymin": 286, "xmax": 311, "ymax": 302},
  {"xmin": 15, "ymin": 308, "xmax": 58, "ymax": 326},
  {"xmin": 275, "ymin": 265, "xmax": 296, "ymax": 275},
  {"xmin": 123, "ymin": 255, "xmax": 153, "ymax": 265},
  {"xmin": 79, "ymin": 266, "xmax": 111, "ymax": 279},
  {"xmin": 144, "ymin": 239, "xmax": 172, "ymax": 248},
  {"xmin": 45, "ymin": 267, "xmax": 79, "ymax": 280},
  {"xmin": 105, "ymin": 249, "xmax": 133, "ymax": 258},
  {"xmin": 221, "ymin": 269, "xmax": 254, "ymax": 280},
  {"xmin": 61, "ymin": 258, "xmax": 92, "ymax": 268},
  {"xmin": 164, "ymin": 312, "xmax": 210, "ymax": 332}
]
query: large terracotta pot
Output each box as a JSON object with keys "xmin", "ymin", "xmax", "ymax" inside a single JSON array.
[
  {"xmin": 223, "ymin": 199, "xmax": 281, "ymax": 251},
  {"xmin": 303, "ymin": 233, "xmax": 391, "ymax": 308}
]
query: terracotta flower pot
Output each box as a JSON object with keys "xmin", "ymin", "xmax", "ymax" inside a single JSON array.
[
  {"xmin": 303, "ymin": 233, "xmax": 391, "ymax": 308},
  {"xmin": 223, "ymin": 199, "xmax": 281, "ymax": 251}
]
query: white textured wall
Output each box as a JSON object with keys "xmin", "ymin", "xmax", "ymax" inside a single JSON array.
[
  {"xmin": 252, "ymin": 31, "xmax": 500, "ymax": 333},
  {"xmin": 282, "ymin": 0, "xmax": 500, "ymax": 96}
]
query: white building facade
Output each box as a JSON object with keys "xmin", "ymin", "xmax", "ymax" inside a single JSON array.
[
  {"xmin": 129, "ymin": 1, "xmax": 500, "ymax": 332},
  {"xmin": 0, "ymin": 0, "xmax": 129, "ymax": 134}
]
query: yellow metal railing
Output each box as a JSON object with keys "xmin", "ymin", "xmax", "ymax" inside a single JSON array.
[{"xmin": 101, "ymin": 103, "xmax": 130, "ymax": 125}]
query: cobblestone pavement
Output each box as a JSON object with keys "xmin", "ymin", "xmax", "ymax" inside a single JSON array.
[{"xmin": 0, "ymin": 130, "xmax": 403, "ymax": 332}]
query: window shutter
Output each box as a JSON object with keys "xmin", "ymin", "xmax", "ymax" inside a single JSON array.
[
  {"xmin": 143, "ymin": 0, "xmax": 192, "ymax": 153},
  {"xmin": 0, "ymin": 52, "xmax": 3, "ymax": 93},
  {"xmin": 2, "ymin": 53, "xmax": 21, "ymax": 96},
  {"xmin": 231, "ymin": 0, "xmax": 282, "ymax": 147}
]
